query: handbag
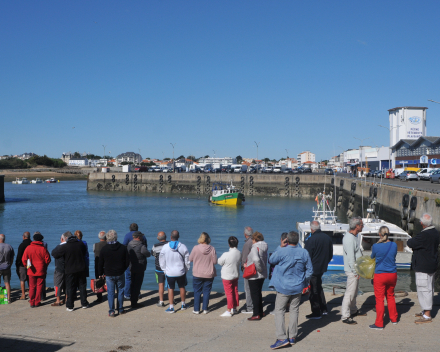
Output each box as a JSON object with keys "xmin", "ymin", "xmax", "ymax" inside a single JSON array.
[
  {"xmin": 91, "ymin": 278, "xmax": 107, "ymax": 293},
  {"xmin": 243, "ymin": 248, "xmax": 259, "ymax": 279}
]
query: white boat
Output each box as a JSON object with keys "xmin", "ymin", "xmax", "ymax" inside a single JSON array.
[
  {"xmin": 297, "ymin": 192, "xmax": 413, "ymax": 271},
  {"xmin": 297, "ymin": 192, "xmax": 349, "ymax": 270},
  {"xmin": 45, "ymin": 178, "xmax": 57, "ymax": 183},
  {"xmin": 12, "ymin": 177, "xmax": 30, "ymax": 184},
  {"xmin": 31, "ymin": 178, "xmax": 43, "ymax": 184},
  {"xmin": 360, "ymin": 212, "xmax": 412, "ymax": 270}
]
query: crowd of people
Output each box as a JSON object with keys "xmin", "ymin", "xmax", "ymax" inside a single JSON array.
[{"xmin": 0, "ymin": 213, "xmax": 438, "ymax": 350}]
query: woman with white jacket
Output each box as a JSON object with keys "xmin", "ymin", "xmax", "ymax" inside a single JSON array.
[
  {"xmin": 244, "ymin": 231, "xmax": 268, "ymax": 321},
  {"xmin": 218, "ymin": 236, "xmax": 241, "ymax": 317}
]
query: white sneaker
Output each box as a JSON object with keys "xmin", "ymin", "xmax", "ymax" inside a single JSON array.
[
  {"xmin": 220, "ymin": 311, "xmax": 232, "ymax": 317},
  {"xmin": 66, "ymin": 308, "xmax": 74, "ymax": 312},
  {"xmin": 203, "ymin": 310, "xmax": 209, "ymax": 314},
  {"xmin": 231, "ymin": 308, "xmax": 238, "ymax": 315},
  {"xmin": 242, "ymin": 310, "xmax": 253, "ymax": 314},
  {"xmin": 192, "ymin": 310, "xmax": 200, "ymax": 315}
]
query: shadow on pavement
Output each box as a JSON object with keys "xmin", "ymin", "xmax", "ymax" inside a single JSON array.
[{"xmin": 0, "ymin": 335, "xmax": 74, "ymax": 352}]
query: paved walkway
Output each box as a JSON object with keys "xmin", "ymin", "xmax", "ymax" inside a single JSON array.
[{"xmin": 0, "ymin": 288, "xmax": 439, "ymax": 352}]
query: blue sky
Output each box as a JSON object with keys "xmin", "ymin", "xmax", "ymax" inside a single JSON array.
[{"xmin": 1, "ymin": 1, "xmax": 440, "ymax": 161}]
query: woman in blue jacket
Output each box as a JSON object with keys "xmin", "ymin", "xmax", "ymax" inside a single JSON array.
[{"xmin": 370, "ymin": 226, "xmax": 398, "ymax": 330}]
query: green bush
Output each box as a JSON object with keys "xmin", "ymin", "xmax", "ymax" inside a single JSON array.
[
  {"xmin": 0, "ymin": 158, "xmax": 29, "ymax": 169},
  {"xmin": 435, "ymin": 198, "xmax": 440, "ymax": 207},
  {"xmin": 27, "ymin": 155, "xmax": 66, "ymax": 168}
]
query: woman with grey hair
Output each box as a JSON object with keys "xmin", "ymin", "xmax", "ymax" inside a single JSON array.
[{"xmin": 369, "ymin": 226, "xmax": 398, "ymax": 330}]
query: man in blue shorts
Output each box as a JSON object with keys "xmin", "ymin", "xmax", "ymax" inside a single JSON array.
[
  {"xmin": 151, "ymin": 231, "xmax": 169, "ymax": 307},
  {"xmin": 159, "ymin": 230, "xmax": 190, "ymax": 313}
]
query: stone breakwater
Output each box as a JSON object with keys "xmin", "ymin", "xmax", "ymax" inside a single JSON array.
[
  {"xmin": 87, "ymin": 173, "xmax": 440, "ymax": 229},
  {"xmin": 0, "ymin": 175, "xmax": 4, "ymax": 203}
]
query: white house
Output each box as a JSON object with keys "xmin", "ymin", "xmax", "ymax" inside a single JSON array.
[{"xmin": 68, "ymin": 158, "xmax": 88, "ymax": 166}]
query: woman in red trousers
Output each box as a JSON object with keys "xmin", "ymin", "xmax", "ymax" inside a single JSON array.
[
  {"xmin": 369, "ymin": 226, "xmax": 398, "ymax": 330},
  {"xmin": 218, "ymin": 236, "xmax": 241, "ymax": 317},
  {"xmin": 22, "ymin": 233, "xmax": 51, "ymax": 308}
]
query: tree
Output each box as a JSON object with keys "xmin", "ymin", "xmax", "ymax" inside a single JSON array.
[
  {"xmin": 0, "ymin": 157, "xmax": 29, "ymax": 169},
  {"xmin": 27, "ymin": 155, "xmax": 65, "ymax": 168},
  {"xmin": 176, "ymin": 155, "xmax": 185, "ymax": 160},
  {"xmin": 263, "ymin": 158, "xmax": 270, "ymax": 163},
  {"xmin": 236, "ymin": 155, "xmax": 243, "ymax": 164},
  {"xmin": 86, "ymin": 154, "xmax": 101, "ymax": 160},
  {"xmin": 164, "ymin": 158, "xmax": 170, "ymax": 161},
  {"xmin": 73, "ymin": 152, "xmax": 81, "ymax": 158},
  {"xmin": 187, "ymin": 155, "xmax": 196, "ymax": 161}
]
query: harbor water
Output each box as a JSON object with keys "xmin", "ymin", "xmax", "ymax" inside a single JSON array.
[{"xmin": 0, "ymin": 180, "xmax": 416, "ymax": 294}]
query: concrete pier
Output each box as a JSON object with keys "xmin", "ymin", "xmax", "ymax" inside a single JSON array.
[
  {"xmin": 87, "ymin": 172, "xmax": 440, "ymax": 228},
  {"xmin": 1, "ymin": 288, "xmax": 439, "ymax": 351}
]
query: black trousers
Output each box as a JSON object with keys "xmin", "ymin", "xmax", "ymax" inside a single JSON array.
[
  {"xmin": 309, "ymin": 274, "xmax": 327, "ymax": 315},
  {"xmin": 66, "ymin": 271, "xmax": 88, "ymax": 309},
  {"xmin": 130, "ymin": 271, "xmax": 145, "ymax": 305},
  {"xmin": 248, "ymin": 278, "xmax": 265, "ymax": 317},
  {"xmin": 94, "ymin": 257, "xmax": 102, "ymax": 301}
]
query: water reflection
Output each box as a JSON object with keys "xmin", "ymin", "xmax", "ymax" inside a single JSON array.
[{"xmin": 0, "ymin": 181, "xmax": 429, "ymax": 293}]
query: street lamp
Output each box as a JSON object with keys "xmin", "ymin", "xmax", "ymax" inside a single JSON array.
[
  {"xmin": 353, "ymin": 137, "xmax": 369, "ymax": 172},
  {"xmin": 254, "ymin": 141, "xmax": 260, "ymax": 161},
  {"xmin": 213, "ymin": 150, "xmax": 216, "ymax": 159},
  {"xmin": 102, "ymin": 145, "xmax": 106, "ymax": 160},
  {"xmin": 170, "ymin": 143, "xmax": 176, "ymax": 172},
  {"xmin": 379, "ymin": 124, "xmax": 401, "ymax": 169},
  {"xmin": 285, "ymin": 149, "xmax": 289, "ymax": 159},
  {"xmin": 428, "ymin": 99, "xmax": 440, "ymax": 104}
]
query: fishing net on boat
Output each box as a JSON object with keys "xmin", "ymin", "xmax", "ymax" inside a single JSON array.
[{"xmin": 355, "ymin": 256, "xmax": 376, "ymax": 279}]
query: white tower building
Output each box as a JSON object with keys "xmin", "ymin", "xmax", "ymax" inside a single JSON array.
[
  {"xmin": 388, "ymin": 106, "xmax": 427, "ymax": 146},
  {"xmin": 388, "ymin": 106, "xmax": 427, "ymax": 168}
]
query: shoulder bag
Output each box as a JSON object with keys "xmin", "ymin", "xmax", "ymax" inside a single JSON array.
[{"xmin": 243, "ymin": 248, "xmax": 259, "ymax": 279}]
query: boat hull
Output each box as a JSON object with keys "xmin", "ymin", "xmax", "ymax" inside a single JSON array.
[
  {"xmin": 211, "ymin": 192, "xmax": 244, "ymax": 205},
  {"xmin": 327, "ymin": 254, "xmax": 411, "ymax": 271}
]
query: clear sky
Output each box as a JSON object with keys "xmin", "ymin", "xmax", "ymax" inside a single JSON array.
[{"xmin": 1, "ymin": 1, "xmax": 440, "ymax": 161}]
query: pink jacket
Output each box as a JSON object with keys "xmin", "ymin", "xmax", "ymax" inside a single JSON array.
[{"xmin": 189, "ymin": 244, "xmax": 218, "ymax": 278}]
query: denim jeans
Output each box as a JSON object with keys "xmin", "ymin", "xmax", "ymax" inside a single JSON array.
[
  {"xmin": 106, "ymin": 274, "xmax": 125, "ymax": 314},
  {"xmin": 193, "ymin": 277, "xmax": 214, "ymax": 312},
  {"xmin": 124, "ymin": 268, "xmax": 131, "ymax": 298}
]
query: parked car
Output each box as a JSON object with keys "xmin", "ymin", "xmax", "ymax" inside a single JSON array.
[
  {"xmin": 400, "ymin": 170, "xmax": 419, "ymax": 182},
  {"xmin": 423, "ymin": 169, "xmax": 437, "ymax": 180},
  {"xmin": 325, "ymin": 168, "xmax": 334, "ymax": 175},
  {"xmin": 291, "ymin": 168, "xmax": 301, "ymax": 174},
  {"xmin": 263, "ymin": 167, "xmax": 273, "ymax": 173},
  {"xmin": 302, "ymin": 168, "xmax": 312, "ymax": 173},
  {"xmin": 430, "ymin": 170, "xmax": 440, "ymax": 183},
  {"xmin": 190, "ymin": 167, "xmax": 202, "ymax": 173},
  {"xmin": 282, "ymin": 168, "xmax": 292, "ymax": 174},
  {"xmin": 418, "ymin": 168, "xmax": 434, "ymax": 180}
]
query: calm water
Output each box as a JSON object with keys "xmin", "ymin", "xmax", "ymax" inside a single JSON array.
[{"xmin": 0, "ymin": 180, "xmax": 414, "ymax": 293}]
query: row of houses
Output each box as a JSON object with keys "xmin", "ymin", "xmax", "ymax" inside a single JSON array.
[{"xmin": 0, "ymin": 152, "xmax": 37, "ymax": 160}]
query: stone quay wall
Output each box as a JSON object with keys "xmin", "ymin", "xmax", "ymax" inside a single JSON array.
[
  {"xmin": 0, "ymin": 175, "xmax": 4, "ymax": 203},
  {"xmin": 87, "ymin": 173, "xmax": 440, "ymax": 229}
]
